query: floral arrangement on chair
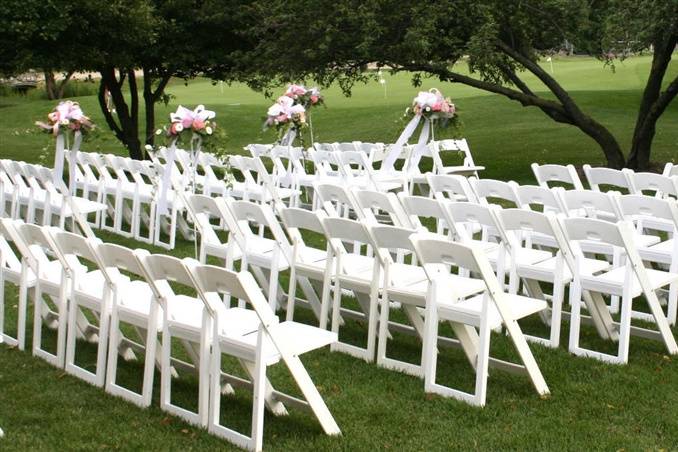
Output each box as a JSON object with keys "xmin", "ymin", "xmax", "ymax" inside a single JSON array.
[
  {"xmin": 405, "ymin": 88, "xmax": 456, "ymax": 127},
  {"xmin": 382, "ymin": 88, "xmax": 460, "ymax": 172},
  {"xmin": 263, "ymin": 84, "xmax": 324, "ymax": 146},
  {"xmin": 35, "ymin": 100, "xmax": 95, "ymax": 136},
  {"xmin": 35, "ymin": 100, "xmax": 95, "ymax": 191}
]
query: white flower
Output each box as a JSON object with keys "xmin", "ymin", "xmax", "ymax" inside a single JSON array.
[
  {"xmin": 289, "ymin": 104, "xmax": 306, "ymax": 114},
  {"xmin": 267, "ymin": 104, "xmax": 285, "ymax": 117},
  {"xmin": 60, "ymin": 119, "xmax": 69, "ymax": 126},
  {"xmin": 205, "ymin": 126, "xmax": 213, "ymax": 135},
  {"xmin": 155, "ymin": 129, "xmax": 163, "ymax": 135},
  {"xmin": 414, "ymin": 91, "xmax": 438, "ymax": 108},
  {"xmin": 144, "ymin": 144, "xmax": 153, "ymax": 151},
  {"xmin": 175, "ymin": 123, "xmax": 184, "ymax": 132}
]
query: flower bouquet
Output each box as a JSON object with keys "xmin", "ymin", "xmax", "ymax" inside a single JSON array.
[
  {"xmin": 36, "ymin": 100, "xmax": 95, "ymax": 191},
  {"xmin": 263, "ymin": 84, "xmax": 324, "ymax": 146},
  {"xmin": 36, "ymin": 100, "xmax": 95, "ymax": 136},
  {"xmin": 406, "ymin": 88, "xmax": 456, "ymax": 127}
]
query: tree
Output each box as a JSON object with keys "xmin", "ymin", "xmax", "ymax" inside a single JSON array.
[
  {"xmin": 0, "ymin": 0, "xmax": 84, "ymax": 99},
  {"xmin": 245, "ymin": 0, "xmax": 677, "ymax": 169},
  {"xmin": 1, "ymin": 0, "xmax": 256, "ymax": 159}
]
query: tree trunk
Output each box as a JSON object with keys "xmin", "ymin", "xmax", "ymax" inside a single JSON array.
[
  {"xmin": 98, "ymin": 67, "xmax": 143, "ymax": 159},
  {"xmin": 626, "ymin": 35, "xmax": 678, "ymax": 170},
  {"xmin": 44, "ymin": 71, "xmax": 57, "ymax": 100},
  {"xmin": 142, "ymin": 68, "xmax": 172, "ymax": 153},
  {"xmin": 575, "ymin": 117, "xmax": 626, "ymax": 169}
]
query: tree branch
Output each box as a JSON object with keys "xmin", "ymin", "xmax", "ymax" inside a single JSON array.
[{"xmin": 406, "ymin": 63, "xmax": 571, "ymax": 118}]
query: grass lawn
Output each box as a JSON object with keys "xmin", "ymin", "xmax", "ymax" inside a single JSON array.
[{"xmin": 1, "ymin": 54, "xmax": 678, "ymax": 450}]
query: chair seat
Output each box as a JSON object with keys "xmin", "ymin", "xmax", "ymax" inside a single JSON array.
[
  {"xmin": 487, "ymin": 247, "xmax": 553, "ymax": 268},
  {"xmin": 440, "ymin": 165, "xmax": 485, "ymax": 175},
  {"xmin": 518, "ymin": 256, "xmax": 610, "ymax": 283},
  {"xmin": 222, "ymin": 320, "xmax": 337, "ymax": 365},
  {"xmin": 640, "ymin": 239, "xmax": 676, "ymax": 264},
  {"xmin": 438, "ymin": 293, "xmax": 547, "ymax": 329},
  {"xmin": 581, "ymin": 267, "xmax": 678, "ymax": 298},
  {"xmin": 387, "ymin": 273, "xmax": 486, "ymax": 306}
]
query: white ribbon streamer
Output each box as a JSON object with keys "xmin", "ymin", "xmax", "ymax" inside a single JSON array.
[
  {"xmin": 69, "ymin": 131, "xmax": 82, "ymax": 195},
  {"xmin": 53, "ymin": 134, "xmax": 65, "ymax": 185},
  {"xmin": 382, "ymin": 115, "xmax": 421, "ymax": 171},
  {"xmin": 407, "ymin": 118, "xmax": 431, "ymax": 172},
  {"xmin": 157, "ymin": 140, "xmax": 177, "ymax": 216},
  {"xmin": 281, "ymin": 127, "xmax": 297, "ymax": 146}
]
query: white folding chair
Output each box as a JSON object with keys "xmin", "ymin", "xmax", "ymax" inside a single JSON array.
[
  {"xmin": 184, "ymin": 194, "xmax": 242, "ymax": 268},
  {"xmin": 136, "ymin": 253, "xmax": 211, "ymax": 427},
  {"xmin": 628, "ymin": 172, "xmax": 678, "ymax": 199},
  {"xmin": 14, "ymin": 223, "xmax": 70, "ymax": 367},
  {"xmin": 496, "ymin": 209, "xmax": 610, "ymax": 348},
  {"xmin": 370, "ymin": 224, "xmax": 484, "ymax": 376},
  {"xmin": 279, "ymin": 207, "xmax": 332, "ymax": 326},
  {"xmin": 663, "ymin": 163, "xmax": 678, "ymax": 177},
  {"xmin": 531, "ymin": 163, "xmax": 584, "ymax": 190},
  {"xmin": 616, "ymin": 194, "xmax": 678, "ymax": 324},
  {"xmin": 424, "ymin": 139, "xmax": 484, "ymax": 177},
  {"xmin": 561, "ymin": 217, "xmax": 678, "ymax": 364},
  {"xmin": 321, "ymin": 217, "xmax": 385, "ymax": 361},
  {"xmin": 411, "ymin": 235, "xmax": 549, "ymax": 406},
  {"xmin": 49, "ymin": 229, "xmax": 111, "ymax": 386},
  {"xmin": 353, "ymin": 189, "xmax": 412, "ymax": 228},
  {"xmin": 187, "ymin": 263, "xmax": 340, "ymax": 451},
  {"xmin": 100, "ymin": 243, "xmax": 160, "ymax": 408},
  {"xmin": 0, "ymin": 219, "xmax": 37, "ymax": 350}
]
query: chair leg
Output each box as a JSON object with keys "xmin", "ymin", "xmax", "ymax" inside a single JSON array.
[
  {"xmin": 473, "ymin": 318, "xmax": 492, "ymax": 407},
  {"xmin": 616, "ymin": 291, "xmax": 633, "ymax": 364},
  {"xmin": 250, "ymin": 336, "xmax": 267, "ymax": 452}
]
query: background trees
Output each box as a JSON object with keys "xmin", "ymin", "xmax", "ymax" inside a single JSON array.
[
  {"xmin": 244, "ymin": 0, "xmax": 677, "ymax": 169},
  {"xmin": 1, "ymin": 0, "xmax": 255, "ymax": 159}
]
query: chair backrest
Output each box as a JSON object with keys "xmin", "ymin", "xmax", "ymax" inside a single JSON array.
[
  {"xmin": 368, "ymin": 224, "xmax": 417, "ymax": 267},
  {"xmin": 516, "ymin": 184, "xmax": 564, "ymax": 212},
  {"xmin": 582, "ymin": 164, "xmax": 633, "ymax": 192},
  {"xmin": 309, "ymin": 149, "xmax": 339, "ymax": 178},
  {"xmin": 246, "ymin": 144, "xmax": 273, "ymax": 158},
  {"xmin": 184, "ymin": 194, "xmax": 225, "ymax": 246},
  {"xmin": 558, "ymin": 189, "xmax": 621, "ymax": 220},
  {"xmin": 14, "ymin": 223, "xmax": 60, "ymax": 273},
  {"xmin": 334, "ymin": 150, "xmax": 375, "ymax": 187},
  {"xmin": 446, "ymin": 201, "xmax": 503, "ymax": 242},
  {"xmin": 321, "ymin": 217, "xmax": 373, "ymax": 255},
  {"xmin": 410, "ymin": 234, "xmax": 498, "ymax": 297},
  {"xmin": 95, "ymin": 242, "xmax": 149, "ymax": 281},
  {"xmin": 187, "ymin": 262, "xmax": 275, "ymax": 323},
  {"xmin": 314, "ymin": 182, "xmax": 362, "ymax": 219},
  {"xmin": 531, "ymin": 163, "xmax": 584, "ymax": 190},
  {"xmin": 353, "ymin": 189, "xmax": 411, "ymax": 227},
  {"xmin": 0, "ymin": 218, "xmax": 29, "ymax": 273},
  {"xmin": 427, "ymin": 174, "xmax": 477, "ymax": 203},
  {"xmin": 616, "ymin": 194, "xmax": 678, "ymax": 230},
  {"xmin": 629, "ymin": 172, "xmax": 678, "ymax": 199},
  {"xmin": 559, "ymin": 217, "xmax": 625, "ymax": 248},
  {"xmin": 470, "ymin": 178, "xmax": 520, "ymax": 206},
  {"xmin": 663, "ymin": 163, "xmax": 678, "ymax": 177},
  {"xmin": 397, "ymin": 193, "xmax": 451, "ymax": 234},
  {"xmin": 226, "ymin": 199, "xmax": 291, "ymax": 258},
  {"xmin": 137, "ymin": 253, "xmax": 197, "ymax": 302},
  {"xmin": 279, "ymin": 208, "xmax": 328, "ymax": 259}
]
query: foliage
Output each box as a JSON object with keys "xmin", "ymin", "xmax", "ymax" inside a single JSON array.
[{"xmin": 243, "ymin": 0, "xmax": 677, "ymax": 169}]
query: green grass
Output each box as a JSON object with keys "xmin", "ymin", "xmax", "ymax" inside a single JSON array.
[{"xmin": 2, "ymin": 54, "xmax": 678, "ymax": 450}]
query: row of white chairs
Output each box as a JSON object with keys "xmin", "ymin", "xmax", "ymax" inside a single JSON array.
[
  {"xmin": 182, "ymin": 182, "xmax": 678, "ymax": 406},
  {"xmin": 0, "ymin": 159, "xmax": 106, "ymax": 230},
  {"xmin": 532, "ymin": 162, "xmax": 678, "ymax": 197},
  {"xmin": 0, "ymin": 218, "xmax": 340, "ymax": 451}
]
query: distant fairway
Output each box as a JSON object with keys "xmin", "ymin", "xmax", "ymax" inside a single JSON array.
[{"xmin": 1, "ymin": 54, "xmax": 676, "ymax": 182}]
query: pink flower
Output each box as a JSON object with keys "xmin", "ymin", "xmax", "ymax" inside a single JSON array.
[
  {"xmin": 170, "ymin": 122, "xmax": 184, "ymax": 135},
  {"xmin": 432, "ymin": 102, "xmax": 443, "ymax": 112},
  {"xmin": 276, "ymin": 113, "xmax": 289, "ymax": 123},
  {"xmin": 192, "ymin": 119, "xmax": 206, "ymax": 130},
  {"xmin": 310, "ymin": 95, "xmax": 319, "ymax": 104},
  {"xmin": 48, "ymin": 112, "xmax": 60, "ymax": 123}
]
